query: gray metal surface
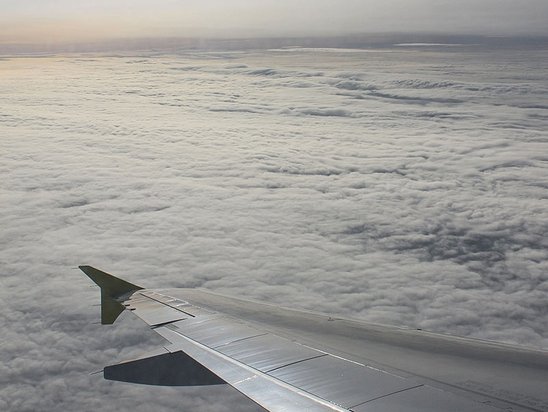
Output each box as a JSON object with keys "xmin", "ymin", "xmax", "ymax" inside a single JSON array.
[
  {"xmin": 163, "ymin": 288, "xmax": 548, "ymax": 412},
  {"xmin": 217, "ymin": 333, "xmax": 325, "ymax": 373},
  {"xmin": 169, "ymin": 317, "xmax": 263, "ymax": 348},
  {"xmin": 124, "ymin": 292, "xmax": 188, "ymax": 326},
  {"xmin": 268, "ymin": 354, "xmax": 416, "ymax": 409},
  {"xmin": 351, "ymin": 384, "xmax": 500, "ymax": 412},
  {"xmin": 156, "ymin": 325, "xmax": 347, "ymax": 412},
  {"xmin": 98, "ymin": 283, "xmax": 548, "ymax": 412}
]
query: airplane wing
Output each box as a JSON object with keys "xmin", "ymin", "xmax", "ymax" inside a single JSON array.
[{"xmin": 80, "ymin": 266, "xmax": 548, "ymax": 412}]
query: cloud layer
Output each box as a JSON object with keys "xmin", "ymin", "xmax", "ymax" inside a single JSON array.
[{"xmin": 1, "ymin": 46, "xmax": 547, "ymax": 411}]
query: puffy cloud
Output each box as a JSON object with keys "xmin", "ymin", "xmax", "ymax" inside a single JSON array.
[{"xmin": 1, "ymin": 46, "xmax": 547, "ymax": 411}]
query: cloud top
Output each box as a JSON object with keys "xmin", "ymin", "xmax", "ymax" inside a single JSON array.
[{"xmin": 1, "ymin": 47, "xmax": 547, "ymax": 411}]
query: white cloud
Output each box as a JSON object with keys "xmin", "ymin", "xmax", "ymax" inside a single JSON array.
[{"xmin": 1, "ymin": 46, "xmax": 547, "ymax": 411}]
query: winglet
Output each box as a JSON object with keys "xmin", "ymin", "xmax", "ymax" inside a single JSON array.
[{"xmin": 79, "ymin": 266, "xmax": 143, "ymax": 325}]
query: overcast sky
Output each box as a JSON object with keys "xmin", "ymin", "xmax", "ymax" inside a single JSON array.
[{"xmin": 1, "ymin": 0, "xmax": 548, "ymax": 44}]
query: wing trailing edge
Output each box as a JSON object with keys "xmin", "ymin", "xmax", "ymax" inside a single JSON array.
[{"xmin": 79, "ymin": 265, "xmax": 143, "ymax": 324}]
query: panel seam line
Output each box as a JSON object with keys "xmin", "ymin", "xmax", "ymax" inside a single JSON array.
[
  {"xmin": 265, "ymin": 353, "xmax": 329, "ymax": 373},
  {"xmin": 349, "ymin": 384, "xmax": 424, "ymax": 409},
  {"xmin": 213, "ymin": 333, "xmax": 269, "ymax": 348}
]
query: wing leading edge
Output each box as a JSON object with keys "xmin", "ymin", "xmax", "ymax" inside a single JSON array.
[{"xmin": 80, "ymin": 266, "xmax": 548, "ymax": 412}]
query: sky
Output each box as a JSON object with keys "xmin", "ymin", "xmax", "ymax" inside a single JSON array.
[
  {"xmin": 1, "ymin": 46, "xmax": 548, "ymax": 411},
  {"xmin": 1, "ymin": 0, "xmax": 548, "ymax": 44}
]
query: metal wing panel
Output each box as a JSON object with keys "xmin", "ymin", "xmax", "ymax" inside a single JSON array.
[
  {"xmin": 268, "ymin": 355, "xmax": 417, "ymax": 409},
  {"xmin": 156, "ymin": 326, "xmax": 348, "ymax": 412},
  {"xmin": 122, "ymin": 291, "xmax": 351, "ymax": 410},
  {"xmin": 164, "ymin": 288, "xmax": 548, "ymax": 412},
  {"xmin": 217, "ymin": 333, "xmax": 327, "ymax": 373},
  {"xmin": 169, "ymin": 317, "xmax": 264, "ymax": 348},
  {"xmin": 351, "ymin": 384, "xmax": 500, "ymax": 412},
  {"xmin": 125, "ymin": 296, "xmax": 188, "ymax": 326}
]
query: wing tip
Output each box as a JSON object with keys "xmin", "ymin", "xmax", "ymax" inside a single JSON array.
[{"xmin": 80, "ymin": 265, "xmax": 143, "ymax": 324}]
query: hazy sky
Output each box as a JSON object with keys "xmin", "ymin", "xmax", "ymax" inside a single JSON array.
[{"xmin": 1, "ymin": 0, "xmax": 548, "ymax": 44}]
